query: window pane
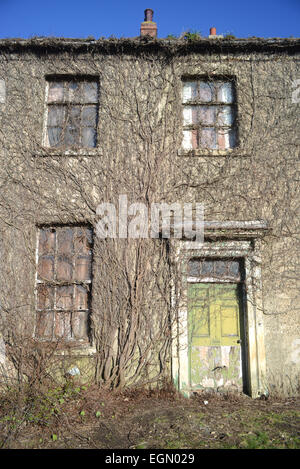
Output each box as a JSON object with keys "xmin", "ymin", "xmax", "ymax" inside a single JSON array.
[
  {"xmin": 56, "ymin": 286, "xmax": 73, "ymax": 310},
  {"xmin": 74, "ymin": 285, "xmax": 89, "ymax": 310},
  {"xmin": 68, "ymin": 82, "xmax": 82, "ymax": 103},
  {"xmin": 199, "ymin": 106, "xmax": 216, "ymax": 125},
  {"xmin": 183, "ymin": 106, "xmax": 193, "ymax": 125},
  {"xmin": 215, "ymin": 260, "xmax": 226, "ymax": 276},
  {"xmin": 38, "ymin": 229, "xmax": 56, "ymax": 255},
  {"xmin": 37, "ymin": 255, "xmax": 54, "ymax": 280},
  {"xmin": 201, "ymin": 261, "xmax": 214, "ymax": 275},
  {"xmin": 72, "ymin": 311, "xmax": 89, "ymax": 339},
  {"xmin": 228, "ymin": 128, "xmax": 237, "ymax": 148},
  {"xmin": 37, "ymin": 285, "xmax": 54, "ymax": 310},
  {"xmin": 217, "ymin": 105, "xmax": 235, "ymax": 126},
  {"xmin": 48, "ymin": 82, "xmax": 64, "ymax": 103},
  {"xmin": 57, "ymin": 228, "xmax": 74, "ymax": 256},
  {"xmin": 55, "ymin": 312, "xmax": 71, "ymax": 339},
  {"xmin": 229, "ymin": 261, "xmax": 240, "ymax": 278},
  {"xmin": 182, "ymin": 129, "xmax": 198, "ymax": 150},
  {"xmin": 200, "ymin": 128, "xmax": 217, "ymax": 149},
  {"xmin": 75, "ymin": 256, "xmax": 92, "ymax": 281},
  {"xmin": 36, "ymin": 311, "xmax": 54, "ymax": 339},
  {"xmin": 218, "ymin": 128, "xmax": 237, "ymax": 149},
  {"xmin": 64, "ymin": 106, "xmax": 81, "ymax": 145},
  {"xmin": 182, "ymin": 81, "xmax": 198, "ymax": 103},
  {"xmin": 57, "ymin": 256, "xmax": 73, "ymax": 282},
  {"xmin": 47, "ymin": 106, "xmax": 65, "ymax": 126},
  {"xmin": 217, "ymin": 82, "xmax": 234, "ymax": 103},
  {"xmin": 47, "ymin": 127, "xmax": 63, "ymax": 147},
  {"xmin": 82, "ymin": 82, "xmax": 98, "ymax": 103},
  {"xmin": 183, "ymin": 106, "xmax": 203, "ymax": 125},
  {"xmin": 188, "ymin": 259, "xmax": 201, "ymax": 276},
  {"xmin": 82, "ymin": 105, "xmax": 97, "ymax": 127},
  {"xmin": 199, "ymin": 82, "xmax": 214, "ymax": 102},
  {"xmin": 64, "ymin": 125, "xmax": 80, "ymax": 146},
  {"xmin": 74, "ymin": 227, "xmax": 93, "ymax": 256},
  {"xmin": 82, "ymin": 127, "xmax": 96, "ymax": 148},
  {"xmin": 182, "ymin": 130, "xmax": 192, "ymax": 150},
  {"xmin": 67, "ymin": 105, "xmax": 81, "ymax": 124}
]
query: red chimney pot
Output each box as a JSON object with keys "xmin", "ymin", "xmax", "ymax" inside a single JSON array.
[{"xmin": 210, "ymin": 27, "xmax": 217, "ymax": 36}]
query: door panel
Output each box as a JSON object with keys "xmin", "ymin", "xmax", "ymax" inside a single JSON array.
[{"xmin": 188, "ymin": 283, "xmax": 243, "ymax": 392}]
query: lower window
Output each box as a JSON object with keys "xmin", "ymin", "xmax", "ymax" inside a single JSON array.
[{"xmin": 35, "ymin": 225, "xmax": 93, "ymax": 344}]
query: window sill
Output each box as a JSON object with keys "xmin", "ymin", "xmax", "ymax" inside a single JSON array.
[
  {"xmin": 35, "ymin": 147, "xmax": 102, "ymax": 157},
  {"xmin": 32, "ymin": 338, "xmax": 96, "ymax": 354},
  {"xmin": 177, "ymin": 148, "xmax": 250, "ymax": 158},
  {"xmin": 54, "ymin": 344, "xmax": 96, "ymax": 356}
]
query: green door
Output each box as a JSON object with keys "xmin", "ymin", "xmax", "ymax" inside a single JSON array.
[{"xmin": 188, "ymin": 283, "xmax": 244, "ymax": 392}]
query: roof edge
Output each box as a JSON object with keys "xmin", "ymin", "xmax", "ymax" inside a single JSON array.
[{"xmin": 0, "ymin": 36, "xmax": 299, "ymax": 55}]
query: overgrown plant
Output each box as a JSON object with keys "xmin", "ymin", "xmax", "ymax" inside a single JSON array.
[{"xmin": 0, "ymin": 37, "xmax": 298, "ymax": 397}]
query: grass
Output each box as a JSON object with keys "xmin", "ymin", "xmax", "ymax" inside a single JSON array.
[{"xmin": 0, "ymin": 382, "xmax": 299, "ymax": 449}]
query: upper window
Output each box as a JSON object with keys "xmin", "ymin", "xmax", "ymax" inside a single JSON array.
[
  {"xmin": 45, "ymin": 78, "xmax": 99, "ymax": 148},
  {"xmin": 35, "ymin": 225, "xmax": 93, "ymax": 343},
  {"xmin": 182, "ymin": 78, "xmax": 237, "ymax": 151}
]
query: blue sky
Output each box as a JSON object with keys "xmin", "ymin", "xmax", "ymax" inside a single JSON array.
[{"xmin": 0, "ymin": 0, "xmax": 299, "ymax": 39}]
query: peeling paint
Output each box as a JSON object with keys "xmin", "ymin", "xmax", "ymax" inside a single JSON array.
[{"xmin": 173, "ymin": 235, "xmax": 267, "ymax": 398}]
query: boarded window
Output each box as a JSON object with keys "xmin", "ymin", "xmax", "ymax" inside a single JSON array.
[
  {"xmin": 36, "ymin": 226, "xmax": 93, "ymax": 342},
  {"xmin": 45, "ymin": 78, "xmax": 98, "ymax": 148},
  {"xmin": 182, "ymin": 79, "xmax": 237, "ymax": 151}
]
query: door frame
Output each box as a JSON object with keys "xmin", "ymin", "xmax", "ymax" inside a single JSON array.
[{"xmin": 171, "ymin": 221, "xmax": 269, "ymax": 398}]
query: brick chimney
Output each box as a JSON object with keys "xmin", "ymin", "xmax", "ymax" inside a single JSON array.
[
  {"xmin": 140, "ymin": 8, "xmax": 157, "ymax": 38},
  {"xmin": 209, "ymin": 27, "xmax": 223, "ymax": 39}
]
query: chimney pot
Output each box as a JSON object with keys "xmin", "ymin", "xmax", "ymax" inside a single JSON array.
[
  {"xmin": 144, "ymin": 8, "xmax": 154, "ymax": 22},
  {"xmin": 210, "ymin": 27, "xmax": 217, "ymax": 36},
  {"xmin": 140, "ymin": 8, "xmax": 157, "ymax": 38}
]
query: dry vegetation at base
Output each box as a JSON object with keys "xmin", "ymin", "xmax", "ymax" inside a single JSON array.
[{"xmin": 0, "ymin": 382, "xmax": 299, "ymax": 449}]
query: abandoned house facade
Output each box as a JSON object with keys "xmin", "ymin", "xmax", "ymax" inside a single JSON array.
[{"xmin": 0, "ymin": 12, "xmax": 299, "ymax": 397}]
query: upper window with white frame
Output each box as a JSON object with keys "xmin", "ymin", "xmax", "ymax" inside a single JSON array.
[
  {"xmin": 182, "ymin": 78, "xmax": 237, "ymax": 151},
  {"xmin": 45, "ymin": 77, "xmax": 99, "ymax": 149}
]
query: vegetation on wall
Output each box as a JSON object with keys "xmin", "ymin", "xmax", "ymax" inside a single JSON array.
[{"xmin": 0, "ymin": 39, "xmax": 299, "ymax": 400}]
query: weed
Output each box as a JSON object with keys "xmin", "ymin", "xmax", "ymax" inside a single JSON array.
[
  {"xmin": 165, "ymin": 439, "xmax": 184, "ymax": 449},
  {"xmin": 224, "ymin": 34, "xmax": 236, "ymax": 40},
  {"xmin": 182, "ymin": 30, "xmax": 201, "ymax": 41}
]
